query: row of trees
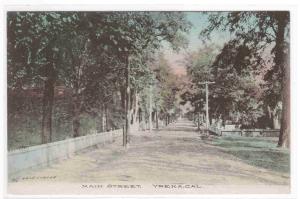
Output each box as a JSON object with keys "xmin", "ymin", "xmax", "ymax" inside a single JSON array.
[
  {"xmin": 7, "ymin": 12, "xmax": 190, "ymax": 148},
  {"xmin": 183, "ymin": 11, "xmax": 290, "ymax": 148}
]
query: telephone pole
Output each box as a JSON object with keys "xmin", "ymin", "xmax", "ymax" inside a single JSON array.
[{"xmin": 198, "ymin": 81, "xmax": 215, "ymax": 129}]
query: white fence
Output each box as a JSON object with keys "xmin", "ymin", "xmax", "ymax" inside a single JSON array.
[{"xmin": 8, "ymin": 129, "xmax": 122, "ymax": 176}]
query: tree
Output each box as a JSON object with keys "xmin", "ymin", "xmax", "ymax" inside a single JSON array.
[
  {"xmin": 209, "ymin": 40, "xmax": 264, "ymax": 127},
  {"xmin": 152, "ymin": 54, "xmax": 182, "ymax": 125},
  {"xmin": 92, "ymin": 12, "xmax": 191, "ymax": 145},
  {"xmin": 182, "ymin": 45, "xmax": 218, "ymax": 124},
  {"xmin": 7, "ymin": 11, "xmax": 191, "ymax": 147},
  {"xmin": 200, "ymin": 11, "xmax": 290, "ymax": 148},
  {"xmin": 7, "ymin": 12, "xmax": 79, "ymax": 143},
  {"xmin": 57, "ymin": 13, "xmax": 131, "ymax": 137}
]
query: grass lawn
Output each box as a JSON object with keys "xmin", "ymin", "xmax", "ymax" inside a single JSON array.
[{"xmin": 210, "ymin": 135, "xmax": 290, "ymax": 174}]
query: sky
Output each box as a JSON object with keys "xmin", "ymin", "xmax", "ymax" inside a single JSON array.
[{"xmin": 164, "ymin": 12, "xmax": 231, "ymax": 76}]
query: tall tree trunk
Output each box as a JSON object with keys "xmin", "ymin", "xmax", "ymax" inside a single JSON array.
[
  {"xmin": 148, "ymin": 86, "xmax": 152, "ymax": 132},
  {"xmin": 197, "ymin": 112, "xmax": 200, "ymax": 130},
  {"xmin": 124, "ymin": 55, "xmax": 130, "ymax": 146},
  {"xmin": 133, "ymin": 92, "xmax": 139, "ymax": 123},
  {"xmin": 167, "ymin": 115, "xmax": 169, "ymax": 125},
  {"xmin": 120, "ymin": 87, "xmax": 126, "ymax": 110},
  {"xmin": 72, "ymin": 111, "xmax": 80, "ymax": 137},
  {"xmin": 41, "ymin": 69, "xmax": 54, "ymax": 144},
  {"xmin": 143, "ymin": 110, "xmax": 147, "ymax": 131},
  {"xmin": 276, "ymin": 12, "xmax": 290, "ymax": 148},
  {"xmin": 138, "ymin": 108, "xmax": 142, "ymax": 123},
  {"xmin": 155, "ymin": 110, "xmax": 159, "ymax": 129},
  {"xmin": 274, "ymin": 110, "xmax": 280, "ymax": 129},
  {"xmin": 131, "ymin": 91, "xmax": 139, "ymax": 131},
  {"xmin": 267, "ymin": 105, "xmax": 275, "ymax": 129},
  {"xmin": 105, "ymin": 105, "xmax": 109, "ymax": 131},
  {"xmin": 72, "ymin": 95, "xmax": 80, "ymax": 137},
  {"xmin": 100, "ymin": 103, "xmax": 105, "ymax": 132}
]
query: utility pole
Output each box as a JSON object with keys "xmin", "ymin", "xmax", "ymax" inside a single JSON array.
[{"xmin": 198, "ymin": 81, "xmax": 215, "ymax": 129}]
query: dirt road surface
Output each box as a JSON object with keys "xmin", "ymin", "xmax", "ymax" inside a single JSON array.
[{"xmin": 8, "ymin": 119, "xmax": 290, "ymax": 195}]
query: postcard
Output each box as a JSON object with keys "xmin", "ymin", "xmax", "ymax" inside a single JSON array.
[{"xmin": 3, "ymin": 5, "xmax": 295, "ymax": 198}]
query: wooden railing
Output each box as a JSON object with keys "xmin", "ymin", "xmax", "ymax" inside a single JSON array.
[{"xmin": 208, "ymin": 127, "xmax": 280, "ymax": 137}]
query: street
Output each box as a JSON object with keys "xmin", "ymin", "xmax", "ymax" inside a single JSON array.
[{"xmin": 8, "ymin": 119, "xmax": 290, "ymax": 194}]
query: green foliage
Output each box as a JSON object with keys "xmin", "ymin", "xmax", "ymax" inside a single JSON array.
[
  {"xmin": 7, "ymin": 11, "xmax": 191, "ymax": 149},
  {"xmin": 152, "ymin": 54, "xmax": 182, "ymax": 117},
  {"xmin": 184, "ymin": 12, "xmax": 289, "ymax": 130},
  {"xmin": 199, "ymin": 11, "xmax": 289, "ymax": 120},
  {"xmin": 183, "ymin": 45, "xmax": 219, "ymax": 111},
  {"xmin": 7, "ymin": 12, "xmax": 79, "ymax": 89},
  {"xmin": 210, "ymin": 40, "xmax": 265, "ymax": 126},
  {"xmin": 184, "ymin": 41, "xmax": 266, "ymax": 126}
]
